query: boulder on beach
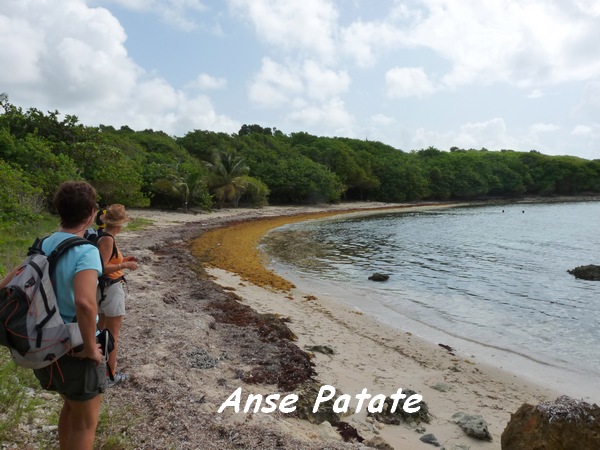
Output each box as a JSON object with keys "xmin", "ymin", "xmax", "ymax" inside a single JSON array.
[
  {"xmin": 567, "ymin": 264, "xmax": 600, "ymax": 281},
  {"xmin": 501, "ymin": 395, "xmax": 600, "ymax": 450},
  {"xmin": 451, "ymin": 412, "xmax": 492, "ymax": 441}
]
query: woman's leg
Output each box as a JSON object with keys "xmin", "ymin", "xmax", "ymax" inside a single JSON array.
[
  {"xmin": 97, "ymin": 313, "xmax": 106, "ymax": 330},
  {"xmin": 58, "ymin": 394, "xmax": 102, "ymax": 450},
  {"xmin": 104, "ymin": 315, "xmax": 124, "ymax": 374}
]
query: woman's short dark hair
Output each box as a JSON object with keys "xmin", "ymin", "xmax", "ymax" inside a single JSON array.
[{"xmin": 53, "ymin": 181, "xmax": 97, "ymax": 228}]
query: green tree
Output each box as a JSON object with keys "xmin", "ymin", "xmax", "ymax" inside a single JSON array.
[
  {"xmin": 206, "ymin": 148, "xmax": 266, "ymax": 207},
  {"xmin": 64, "ymin": 142, "xmax": 149, "ymax": 206},
  {"xmin": 153, "ymin": 169, "xmax": 212, "ymax": 211},
  {"xmin": 0, "ymin": 130, "xmax": 80, "ymax": 205},
  {"xmin": 177, "ymin": 129, "xmax": 235, "ymax": 162},
  {"xmin": 295, "ymin": 138, "xmax": 380, "ymax": 200},
  {"xmin": 0, "ymin": 160, "xmax": 44, "ymax": 220}
]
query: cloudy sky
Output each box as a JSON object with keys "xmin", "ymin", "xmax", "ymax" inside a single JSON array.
[{"xmin": 2, "ymin": 0, "xmax": 600, "ymax": 159}]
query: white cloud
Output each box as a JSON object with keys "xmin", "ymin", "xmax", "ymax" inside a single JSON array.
[
  {"xmin": 574, "ymin": 0, "xmax": 600, "ymax": 17},
  {"xmin": 98, "ymin": 0, "xmax": 208, "ymax": 31},
  {"xmin": 0, "ymin": 13, "xmax": 43, "ymax": 86},
  {"xmin": 186, "ymin": 73, "xmax": 227, "ymax": 90},
  {"xmin": 248, "ymin": 58, "xmax": 304, "ymax": 108},
  {"xmin": 228, "ymin": 0, "xmax": 338, "ymax": 60},
  {"xmin": 379, "ymin": 1, "xmax": 600, "ymax": 89},
  {"xmin": 248, "ymin": 58, "xmax": 350, "ymax": 108},
  {"xmin": 456, "ymin": 118, "xmax": 511, "ymax": 148},
  {"xmin": 527, "ymin": 89, "xmax": 544, "ymax": 99},
  {"xmin": 529, "ymin": 123, "xmax": 561, "ymax": 134},
  {"xmin": 573, "ymin": 80, "xmax": 600, "ymax": 119},
  {"xmin": 340, "ymin": 21, "xmax": 404, "ymax": 68},
  {"xmin": 0, "ymin": 1, "xmax": 137, "ymax": 106},
  {"xmin": 0, "ymin": 0, "xmax": 237, "ymax": 135},
  {"xmin": 571, "ymin": 125, "xmax": 597, "ymax": 136},
  {"xmin": 287, "ymin": 98, "xmax": 354, "ymax": 133},
  {"xmin": 302, "ymin": 60, "xmax": 351, "ymax": 101},
  {"xmin": 370, "ymin": 114, "xmax": 396, "ymax": 126},
  {"xmin": 385, "ymin": 67, "xmax": 436, "ymax": 98},
  {"xmin": 411, "ymin": 118, "xmax": 514, "ymax": 150}
]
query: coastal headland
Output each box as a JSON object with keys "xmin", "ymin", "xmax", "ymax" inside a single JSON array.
[{"xmin": 106, "ymin": 201, "xmax": 566, "ymax": 449}]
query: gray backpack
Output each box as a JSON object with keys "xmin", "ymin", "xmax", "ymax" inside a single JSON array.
[{"xmin": 0, "ymin": 236, "xmax": 90, "ymax": 368}]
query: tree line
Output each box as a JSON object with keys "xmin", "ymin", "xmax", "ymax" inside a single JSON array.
[{"xmin": 1, "ymin": 97, "xmax": 599, "ymax": 221}]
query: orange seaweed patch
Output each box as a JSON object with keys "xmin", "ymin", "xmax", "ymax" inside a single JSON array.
[
  {"xmin": 191, "ymin": 211, "xmax": 350, "ymax": 291},
  {"xmin": 191, "ymin": 204, "xmax": 439, "ymax": 291}
]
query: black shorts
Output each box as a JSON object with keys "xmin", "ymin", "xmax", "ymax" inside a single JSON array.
[{"xmin": 33, "ymin": 354, "xmax": 107, "ymax": 401}]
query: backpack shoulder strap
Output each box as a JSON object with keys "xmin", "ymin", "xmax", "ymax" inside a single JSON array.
[
  {"xmin": 97, "ymin": 230, "xmax": 118, "ymax": 260},
  {"xmin": 27, "ymin": 237, "xmax": 46, "ymax": 257},
  {"xmin": 47, "ymin": 237, "xmax": 94, "ymax": 276}
]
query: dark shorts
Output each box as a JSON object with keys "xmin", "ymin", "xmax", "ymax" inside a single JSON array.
[{"xmin": 33, "ymin": 354, "xmax": 107, "ymax": 401}]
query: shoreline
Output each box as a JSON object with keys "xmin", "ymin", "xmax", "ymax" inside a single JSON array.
[
  {"xmin": 184, "ymin": 202, "xmax": 565, "ymax": 448},
  {"xmin": 107, "ymin": 199, "xmax": 597, "ymax": 449},
  {"xmin": 272, "ymin": 267, "xmax": 600, "ymax": 404},
  {"xmin": 5, "ymin": 199, "xmax": 597, "ymax": 449},
  {"xmin": 191, "ymin": 200, "xmax": 599, "ymax": 402}
]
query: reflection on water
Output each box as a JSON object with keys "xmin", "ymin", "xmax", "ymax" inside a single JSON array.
[{"xmin": 262, "ymin": 202, "xmax": 600, "ymax": 382}]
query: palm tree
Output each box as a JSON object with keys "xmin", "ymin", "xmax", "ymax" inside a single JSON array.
[{"xmin": 205, "ymin": 148, "xmax": 251, "ymax": 207}]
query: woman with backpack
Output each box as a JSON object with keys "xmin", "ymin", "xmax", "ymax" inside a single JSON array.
[
  {"xmin": 96, "ymin": 204, "xmax": 138, "ymax": 386},
  {"xmin": 0, "ymin": 181, "xmax": 106, "ymax": 450}
]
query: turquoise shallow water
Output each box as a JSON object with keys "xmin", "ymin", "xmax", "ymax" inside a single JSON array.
[{"xmin": 261, "ymin": 201, "xmax": 600, "ymax": 401}]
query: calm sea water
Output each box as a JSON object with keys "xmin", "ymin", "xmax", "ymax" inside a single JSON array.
[{"xmin": 261, "ymin": 202, "xmax": 600, "ymax": 400}]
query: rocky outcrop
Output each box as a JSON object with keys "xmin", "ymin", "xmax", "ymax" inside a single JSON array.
[
  {"xmin": 567, "ymin": 264, "xmax": 600, "ymax": 280},
  {"xmin": 501, "ymin": 395, "xmax": 600, "ymax": 450}
]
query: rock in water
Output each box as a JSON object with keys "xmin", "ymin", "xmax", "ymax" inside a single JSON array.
[
  {"xmin": 501, "ymin": 396, "xmax": 600, "ymax": 450},
  {"xmin": 368, "ymin": 273, "xmax": 389, "ymax": 282},
  {"xmin": 567, "ymin": 264, "xmax": 600, "ymax": 281}
]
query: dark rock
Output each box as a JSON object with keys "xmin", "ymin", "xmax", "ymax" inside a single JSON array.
[
  {"xmin": 501, "ymin": 395, "xmax": 600, "ymax": 450},
  {"xmin": 293, "ymin": 382, "xmax": 345, "ymax": 424},
  {"xmin": 304, "ymin": 344, "xmax": 336, "ymax": 355},
  {"xmin": 451, "ymin": 412, "xmax": 492, "ymax": 441},
  {"xmin": 567, "ymin": 264, "xmax": 600, "ymax": 281},
  {"xmin": 368, "ymin": 389, "xmax": 431, "ymax": 425},
  {"xmin": 365, "ymin": 436, "xmax": 394, "ymax": 450},
  {"xmin": 420, "ymin": 433, "xmax": 441, "ymax": 447},
  {"xmin": 438, "ymin": 343, "xmax": 456, "ymax": 355},
  {"xmin": 368, "ymin": 273, "xmax": 389, "ymax": 282},
  {"xmin": 335, "ymin": 421, "xmax": 364, "ymax": 442}
]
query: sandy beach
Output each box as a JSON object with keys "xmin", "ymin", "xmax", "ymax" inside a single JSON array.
[{"xmin": 108, "ymin": 201, "xmax": 564, "ymax": 449}]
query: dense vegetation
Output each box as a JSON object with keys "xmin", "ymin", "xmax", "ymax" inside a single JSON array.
[{"xmin": 2, "ymin": 96, "xmax": 600, "ymax": 224}]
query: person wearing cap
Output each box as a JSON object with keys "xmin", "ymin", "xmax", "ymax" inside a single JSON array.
[{"xmin": 96, "ymin": 204, "xmax": 138, "ymax": 386}]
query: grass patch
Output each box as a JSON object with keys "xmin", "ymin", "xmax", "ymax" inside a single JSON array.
[
  {"xmin": 0, "ymin": 352, "xmax": 60, "ymax": 446},
  {"xmin": 0, "ymin": 350, "xmax": 143, "ymax": 449},
  {"xmin": 0, "ymin": 214, "xmax": 58, "ymax": 277},
  {"xmin": 126, "ymin": 217, "xmax": 153, "ymax": 232},
  {"xmin": 95, "ymin": 399, "xmax": 145, "ymax": 450}
]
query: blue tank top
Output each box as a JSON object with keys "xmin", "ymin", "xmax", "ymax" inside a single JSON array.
[{"xmin": 41, "ymin": 232, "xmax": 102, "ymax": 323}]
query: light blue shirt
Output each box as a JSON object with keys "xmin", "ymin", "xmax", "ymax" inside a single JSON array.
[{"xmin": 41, "ymin": 232, "xmax": 102, "ymax": 323}]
